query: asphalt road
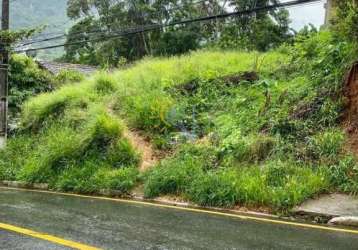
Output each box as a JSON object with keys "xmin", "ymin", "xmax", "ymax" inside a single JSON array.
[
  {"xmin": 1, "ymin": 187, "xmax": 358, "ymax": 250},
  {"xmin": 0, "ymin": 230, "xmax": 69, "ymax": 250}
]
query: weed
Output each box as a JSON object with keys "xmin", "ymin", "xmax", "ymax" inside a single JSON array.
[{"xmin": 307, "ymin": 129, "xmax": 345, "ymax": 164}]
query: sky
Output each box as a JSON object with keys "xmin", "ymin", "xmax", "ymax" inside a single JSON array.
[{"xmin": 286, "ymin": 0, "xmax": 327, "ymax": 30}]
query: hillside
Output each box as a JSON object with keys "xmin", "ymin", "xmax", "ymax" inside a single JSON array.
[
  {"xmin": 8, "ymin": 0, "xmax": 70, "ymax": 59},
  {"xmin": 0, "ymin": 29, "xmax": 357, "ymax": 213},
  {"xmin": 10, "ymin": 0, "xmax": 69, "ymax": 31}
]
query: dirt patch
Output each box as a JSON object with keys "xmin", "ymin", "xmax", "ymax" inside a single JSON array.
[
  {"xmin": 124, "ymin": 129, "xmax": 160, "ymax": 172},
  {"xmin": 343, "ymin": 62, "xmax": 358, "ymax": 155},
  {"xmin": 291, "ymin": 94, "xmax": 326, "ymax": 120},
  {"xmin": 219, "ymin": 71, "xmax": 259, "ymax": 85}
]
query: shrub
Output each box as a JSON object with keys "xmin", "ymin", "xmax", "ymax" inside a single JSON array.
[{"xmin": 8, "ymin": 54, "xmax": 54, "ymax": 116}]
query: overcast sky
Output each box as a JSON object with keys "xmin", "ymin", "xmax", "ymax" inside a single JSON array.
[{"xmin": 286, "ymin": 0, "xmax": 326, "ymax": 30}]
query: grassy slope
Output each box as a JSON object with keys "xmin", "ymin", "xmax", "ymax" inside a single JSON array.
[{"xmin": 1, "ymin": 32, "xmax": 357, "ymax": 212}]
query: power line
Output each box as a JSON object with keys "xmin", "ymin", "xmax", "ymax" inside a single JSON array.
[
  {"xmin": 18, "ymin": 0, "xmax": 210, "ymax": 46},
  {"xmin": 14, "ymin": 0, "xmax": 323, "ymax": 53}
]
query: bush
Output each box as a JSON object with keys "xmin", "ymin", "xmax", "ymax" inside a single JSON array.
[{"xmin": 8, "ymin": 54, "xmax": 53, "ymax": 113}]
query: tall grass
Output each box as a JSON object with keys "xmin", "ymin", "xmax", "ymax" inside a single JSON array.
[{"xmin": 0, "ymin": 45, "xmax": 355, "ymax": 210}]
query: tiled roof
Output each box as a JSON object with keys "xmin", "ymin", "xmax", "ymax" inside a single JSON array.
[{"xmin": 36, "ymin": 60, "xmax": 98, "ymax": 76}]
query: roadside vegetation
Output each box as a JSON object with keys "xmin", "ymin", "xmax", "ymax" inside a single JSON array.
[
  {"xmin": 7, "ymin": 54, "xmax": 85, "ymax": 132},
  {"xmin": 1, "ymin": 1, "xmax": 358, "ymax": 213}
]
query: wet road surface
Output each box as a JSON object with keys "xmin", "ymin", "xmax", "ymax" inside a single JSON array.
[
  {"xmin": 0, "ymin": 229, "xmax": 69, "ymax": 250},
  {"xmin": 1, "ymin": 187, "xmax": 358, "ymax": 249}
]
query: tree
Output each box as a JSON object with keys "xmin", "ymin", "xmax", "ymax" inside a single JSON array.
[
  {"xmin": 216, "ymin": 0, "xmax": 291, "ymax": 51},
  {"xmin": 63, "ymin": 0, "xmax": 291, "ymax": 66}
]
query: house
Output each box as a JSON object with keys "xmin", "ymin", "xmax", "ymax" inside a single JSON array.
[{"xmin": 36, "ymin": 60, "xmax": 98, "ymax": 76}]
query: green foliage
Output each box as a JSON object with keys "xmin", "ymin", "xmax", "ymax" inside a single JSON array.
[
  {"xmin": 0, "ymin": 29, "xmax": 37, "ymax": 45},
  {"xmin": 8, "ymin": 54, "xmax": 54, "ymax": 113},
  {"xmin": 187, "ymin": 170, "xmax": 239, "ymax": 207},
  {"xmin": 21, "ymin": 82, "xmax": 93, "ymax": 129},
  {"xmin": 307, "ymin": 129, "xmax": 345, "ymax": 164},
  {"xmin": 54, "ymin": 69, "xmax": 85, "ymax": 85},
  {"xmin": 2, "ymin": 35, "xmax": 358, "ymax": 212},
  {"xmin": 143, "ymin": 148, "xmax": 204, "ymax": 198},
  {"xmin": 55, "ymin": 165, "xmax": 138, "ymax": 193},
  {"xmin": 1, "ymin": 71, "xmax": 140, "ymax": 195},
  {"xmin": 63, "ymin": 0, "xmax": 291, "ymax": 65},
  {"xmin": 333, "ymin": 1, "xmax": 358, "ymax": 44},
  {"xmin": 219, "ymin": 133, "xmax": 276, "ymax": 164},
  {"xmin": 144, "ymin": 152, "xmax": 328, "ymax": 211},
  {"xmin": 215, "ymin": 8, "xmax": 292, "ymax": 51},
  {"xmin": 0, "ymin": 135, "xmax": 33, "ymax": 181},
  {"xmin": 328, "ymin": 155, "xmax": 358, "ymax": 194},
  {"xmin": 94, "ymin": 73, "xmax": 117, "ymax": 93}
]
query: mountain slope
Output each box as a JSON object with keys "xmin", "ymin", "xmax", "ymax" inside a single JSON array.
[{"xmin": 10, "ymin": 0, "xmax": 69, "ymax": 31}]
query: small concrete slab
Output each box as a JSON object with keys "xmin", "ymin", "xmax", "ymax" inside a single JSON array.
[{"xmin": 294, "ymin": 193, "xmax": 358, "ymax": 217}]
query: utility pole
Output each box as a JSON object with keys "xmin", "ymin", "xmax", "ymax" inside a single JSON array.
[{"xmin": 0, "ymin": 0, "xmax": 9, "ymax": 148}]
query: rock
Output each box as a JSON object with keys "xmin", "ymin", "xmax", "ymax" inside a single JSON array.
[{"xmin": 328, "ymin": 216, "xmax": 358, "ymax": 227}]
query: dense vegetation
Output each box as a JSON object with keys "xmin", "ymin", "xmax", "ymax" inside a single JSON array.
[
  {"xmin": 1, "ymin": 1, "xmax": 358, "ymax": 214},
  {"xmin": 63, "ymin": 0, "xmax": 291, "ymax": 65},
  {"xmin": 7, "ymin": 54, "xmax": 85, "ymax": 131}
]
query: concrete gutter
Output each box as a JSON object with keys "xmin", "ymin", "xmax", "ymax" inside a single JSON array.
[{"xmin": 293, "ymin": 193, "xmax": 358, "ymax": 227}]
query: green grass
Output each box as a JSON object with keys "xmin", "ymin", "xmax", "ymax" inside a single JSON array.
[{"xmin": 1, "ymin": 32, "xmax": 358, "ymax": 210}]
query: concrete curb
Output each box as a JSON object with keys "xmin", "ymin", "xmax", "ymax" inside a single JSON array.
[
  {"xmin": 328, "ymin": 216, "xmax": 358, "ymax": 227},
  {"xmin": 0, "ymin": 180, "xmax": 48, "ymax": 190}
]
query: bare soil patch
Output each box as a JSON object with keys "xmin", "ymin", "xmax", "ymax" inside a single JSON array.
[
  {"xmin": 343, "ymin": 62, "xmax": 358, "ymax": 155},
  {"xmin": 124, "ymin": 129, "xmax": 160, "ymax": 172}
]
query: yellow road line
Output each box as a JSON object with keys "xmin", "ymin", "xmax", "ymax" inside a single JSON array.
[
  {"xmin": 0, "ymin": 222, "xmax": 100, "ymax": 250},
  {"xmin": 2, "ymin": 186, "xmax": 358, "ymax": 235}
]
